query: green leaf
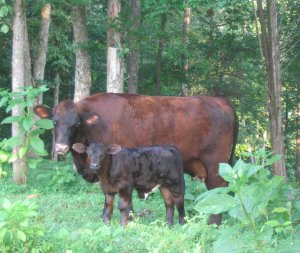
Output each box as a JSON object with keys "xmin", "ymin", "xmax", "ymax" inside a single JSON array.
[
  {"xmin": 1, "ymin": 116, "xmax": 21, "ymax": 124},
  {"xmin": 219, "ymin": 163, "xmax": 234, "ymax": 183},
  {"xmin": 0, "ymin": 24, "xmax": 9, "ymax": 34},
  {"xmin": 265, "ymin": 155, "xmax": 282, "ymax": 166},
  {"xmin": 28, "ymin": 159, "xmax": 42, "ymax": 169},
  {"xmin": 35, "ymin": 119, "xmax": 54, "ymax": 129},
  {"xmin": 22, "ymin": 117, "xmax": 34, "ymax": 131},
  {"xmin": 18, "ymin": 146, "xmax": 28, "ymax": 158},
  {"xmin": 16, "ymin": 230, "xmax": 26, "ymax": 242},
  {"xmin": 265, "ymin": 220, "xmax": 280, "ymax": 227},
  {"xmin": 0, "ymin": 227, "xmax": 7, "ymax": 242},
  {"xmin": 0, "ymin": 6, "xmax": 8, "ymax": 17},
  {"xmin": 272, "ymin": 207, "xmax": 288, "ymax": 213},
  {"xmin": 195, "ymin": 193, "xmax": 236, "ymax": 215},
  {"xmin": 30, "ymin": 136, "xmax": 44, "ymax": 153},
  {"xmin": 282, "ymin": 221, "xmax": 293, "ymax": 226}
]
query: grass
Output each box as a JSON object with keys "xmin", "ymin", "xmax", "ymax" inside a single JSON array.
[{"xmin": 0, "ymin": 157, "xmax": 215, "ymax": 253}]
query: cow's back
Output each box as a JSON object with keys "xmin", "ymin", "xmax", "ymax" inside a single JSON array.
[{"xmin": 78, "ymin": 93, "xmax": 236, "ymax": 165}]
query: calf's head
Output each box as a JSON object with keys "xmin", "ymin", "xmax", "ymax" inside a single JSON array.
[
  {"xmin": 34, "ymin": 101, "xmax": 99, "ymax": 155},
  {"xmin": 72, "ymin": 143, "xmax": 121, "ymax": 170}
]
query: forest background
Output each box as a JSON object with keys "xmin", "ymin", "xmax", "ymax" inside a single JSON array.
[{"xmin": 0, "ymin": 0, "xmax": 299, "ymax": 252}]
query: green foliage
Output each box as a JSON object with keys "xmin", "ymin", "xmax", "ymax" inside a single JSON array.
[
  {"xmin": 0, "ymin": 0, "xmax": 12, "ymax": 34},
  {"xmin": 195, "ymin": 155, "xmax": 300, "ymax": 253},
  {"xmin": 0, "ymin": 86, "xmax": 53, "ymax": 162},
  {"xmin": 35, "ymin": 162, "xmax": 77, "ymax": 190},
  {"xmin": 0, "ymin": 198, "xmax": 44, "ymax": 253}
]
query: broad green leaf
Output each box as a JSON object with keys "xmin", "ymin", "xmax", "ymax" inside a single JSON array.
[
  {"xmin": 265, "ymin": 155, "xmax": 282, "ymax": 166},
  {"xmin": 35, "ymin": 119, "xmax": 54, "ymax": 129},
  {"xmin": 30, "ymin": 129, "xmax": 45, "ymax": 136},
  {"xmin": 22, "ymin": 117, "xmax": 34, "ymax": 131},
  {"xmin": 1, "ymin": 116, "xmax": 21, "ymax": 124},
  {"xmin": 0, "ymin": 24, "xmax": 9, "ymax": 33},
  {"xmin": 245, "ymin": 164, "xmax": 261, "ymax": 178},
  {"xmin": 0, "ymin": 6, "xmax": 8, "ymax": 17},
  {"xmin": 28, "ymin": 158, "xmax": 42, "ymax": 169},
  {"xmin": 219, "ymin": 163, "xmax": 234, "ymax": 183},
  {"xmin": 0, "ymin": 151, "xmax": 9, "ymax": 162},
  {"xmin": 30, "ymin": 136, "xmax": 44, "ymax": 153},
  {"xmin": 195, "ymin": 193, "xmax": 236, "ymax": 215},
  {"xmin": 17, "ymin": 230, "xmax": 26, "ymax": 242}
]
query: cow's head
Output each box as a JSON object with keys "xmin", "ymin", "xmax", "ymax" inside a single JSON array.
[
  {"xmin": 34, "ymin": 101, "xmax": 99, "ymax": 155},
  {"xmin": 72, "ymin": 143, "xmax": 121, "ymax": 170}
]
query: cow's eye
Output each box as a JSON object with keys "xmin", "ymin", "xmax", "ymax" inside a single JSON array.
[
  {"xmin": 74, "ymin": 122, "xmax": 81, "ymax": 127},
  {"xmin": 53, "ymin": 121, "xmax": 57, "ymax": 126}
]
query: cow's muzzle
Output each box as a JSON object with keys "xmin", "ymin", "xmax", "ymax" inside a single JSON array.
[
  {"xmin": 90, "ymin": 163, "xmax": 100, "ymax": 170},
  {"xmin": 55, "ymin": 143, "xmax": 69, "ymax": 155}
]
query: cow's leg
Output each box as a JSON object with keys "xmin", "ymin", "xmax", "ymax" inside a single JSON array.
[
  {"xmin": 159, "ymin": 187, "xmax": 175, "ymax": 225},
  {"xmin": 202, "ymin": 150, "xmax": 230, "ymax": 225},
  {"xmin": 102, "ymin": 193, "xmax": 115, "ymax": 224},
  {"xmin": 118, "ymin": 187, "xmax": 133, "ymax": 226}
]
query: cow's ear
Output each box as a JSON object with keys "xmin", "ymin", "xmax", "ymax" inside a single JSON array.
[
  {"xmin": 106, "ymin": 144, "xmax": 121, "ymax": 155},
  {"xmin": 72, "ymin": 143, "xmax": 87, "ymax": 153},
  {"xmin": 82, "ymin": 113, "xmax": 100, "ymax": 126},
  {"xmin": 34, "ymin": 105, "xmax": 52, "ymax": 119}
]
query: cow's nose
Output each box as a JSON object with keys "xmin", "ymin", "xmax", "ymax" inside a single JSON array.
[
  {"xmin": 90, "ymin": 163, "xmax": 100, "ymax": 170},
  {"xmin": 55, "ymin": 143, "xmax": 69, "ymax": 155}
]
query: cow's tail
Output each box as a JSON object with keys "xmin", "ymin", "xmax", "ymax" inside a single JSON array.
[{"xmin": 229, "ymin": 108, "xmax": 239, "ymax": 167}]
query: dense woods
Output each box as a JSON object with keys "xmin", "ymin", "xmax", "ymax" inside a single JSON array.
[{"xmin": 0, "ymin": 0, "xmax": 299, "ymax": 252}]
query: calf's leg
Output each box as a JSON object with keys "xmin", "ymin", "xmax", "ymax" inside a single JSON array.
[
  {"xmin": 159, "ymin": 187, "xmax": 175, "ymax": 225},
  {"xmin": 102, "ymin": 193, "xmax": 115, "ymax": 224},
  {"xmin": 118, "ymin": 187, "xmax": 133, "ymax": 226},
  {"xmin": 174, "ymin": 195, "xmax": 185, "ymax": 224}
]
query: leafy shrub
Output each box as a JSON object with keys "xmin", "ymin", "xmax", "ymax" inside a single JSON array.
[
  {"xmin": 0, "ymin": 85, "xmax": 53, "ymax": 162},
  {"xmin": 195, "ymin": 155, "xmax": 300, "ymax": 253},
  {"xmin": 35, "ymin": 161, "xmax": 77, "ymax": 191},
  {"xmin": 0, "ymin": 198, "xmax": 45, "ymax": 253}
]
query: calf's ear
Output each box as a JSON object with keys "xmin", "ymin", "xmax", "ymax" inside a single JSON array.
[
  {"xmin": 34, "ymin": 105, "xmax": 52, "ymax": 119},
  {"xmin": 72, "ymin": 143, "xmax": 87, "ymax": 153},
  {"xmin": 82, "ymin": 113, "xmax": 100, "ymax": 126},
  {"xmin": 106, "ymin": 144, "xmax": 121, "ymax": 155}
]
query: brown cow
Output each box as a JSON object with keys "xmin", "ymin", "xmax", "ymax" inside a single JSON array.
[
  {"xmin": 72, "ymin": 142, "xmax": 185, "ymax": 226},
  {"xmin": 34, "ymin": 93, "xmax": 238, "ymax": 224}
]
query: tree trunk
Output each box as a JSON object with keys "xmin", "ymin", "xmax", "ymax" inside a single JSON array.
[
  {"xmin": 155, "ymin": 12, "xmax": 167, "ymax": 95},
  {"xmin": 107, "ymin": 0, "xmax": 124, "ymax": 93},
  {"xmin": 33, "ymin": 4, "xmax": 51, "ymax": 104},
  {"xmin": 12, "ymin": 0, "xmax": 27, "ymax": 184},
  {"xmin": 181, "ymin": 7, "xmax": 190, "ymax": 96},
  {"xmin": 296, "ymin": 91, "xmax": 300, "ymax": 182},
  {"xmin": 52, "ymin": 73, "xmax": 60, "ymax": 161},
  {"xmin": 257, "ymin": 0, "xmax": 286, "ymax": 179},
  {"xmin": 72, "ymin": 4, "xmax": 91, "ymax": 102},
  {"xmin": 127, "ymin": 0, "xmax": 140, "ymax": 94}
]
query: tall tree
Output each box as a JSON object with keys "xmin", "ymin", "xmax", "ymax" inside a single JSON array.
[
  {"xmin": 12, "ymin": 0, "xmax": 27, "ymax": 184},
  {"xmin": 257, "ymin": 0, "xmax": 287, "ymax": 178},
  {"xmin": 127, "ymin": 0, "xmax": 140, "ymax": 94},
  {"xmin": 72, "ymin": 4, "xmax": 91, "ymax": 102},
  {"xmin": 155, "ymin": 12, "xmax": 167, "ymax": 95},
  {"xmin": 107, "ymin": 0, "xmax": 123, "ymax": 93},
  {"xmin": 33, "ymin": 3, "xmax": 51, "ymax": 104},
  {"xmin": 181, "ymin": 6, "xmax": 190, "ymax": 96}
]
